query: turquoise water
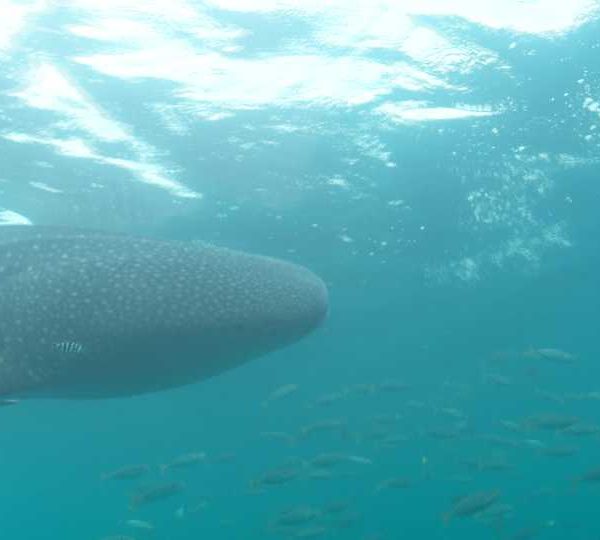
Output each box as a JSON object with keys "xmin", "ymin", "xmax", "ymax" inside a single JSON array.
[{"xmin": 1, "ymin": 1, "xmax": 600, "ymax": 539}]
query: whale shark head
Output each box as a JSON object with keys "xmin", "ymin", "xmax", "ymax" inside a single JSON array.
[{"xmin": 0, "ymin": 227, "xmax": 328, "ymax": 399}]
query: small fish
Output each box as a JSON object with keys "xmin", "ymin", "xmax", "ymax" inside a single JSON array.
[
  {"xmin": 250, "ymin": 466, "xmax": 301, "ymax": 490},
  {"xmin": 294, "ymin": 526, "xmax": 329, "ymax": 538},
  {"xmin": 475, "ymin": 503, "xmax": 514, "ymax": 523},
  {"xmin": 125, "ymin": 519, "xmax": 154, "ymax": 530},
  {"xmin": 359, "ymin": 426, "xmax": 392, "ymax": 443},
  {"xmin": 271, "ymin": 505, "xmax": 321, "ymax": 527},
  {"xmin": 573, "ymin": 466, "xmax": 600, "ymax": 486},
  {"xmin": 52, "ymin": 341, "xmax": 84, "ymax": 354},
  {"xmin": 524, "ymin": 347, "xmax": 576, "ymax": 363},
  {"xmin": 449, "ymin": 474, "xmax": 474, "ymax": 484},
  {"xmin": 307, "ymin": 469, "xmax": 338, "ymax": 480},
  {"xmin": 376, "ymin": 380, "xmax": 409, "ymax": 392},
  {"xmin": 0, "ymin": 398, "xmax": 19, "ymax": 407},
  {"xmin": 347, "ymin": 455, "xmax": 373, "ymax": 465},
  {"xmin": 523, "ymin": 413, "xmax": 579, "ymax": 431},
  {"xmin": 309, "ymin": 453, "xmax": 347, "ymax": 469},
  {"xmin": 260, "ymin": 431, "xmax": 296, "ymax": 446},
  {"xmin": 406, "ymin": 399, "xmax": 427, "ymax": 409},
  {"xmin": 485, "ymin": 373, "xmax": 512, "ymax": 386},
  {"xmin": 310, "ymin": 391, "xmax": 346, "ymax": 408},
  {"xmin": 561, "ymin": 423, "xmax": 600, "ymax": 437},
  {"xmin": 462, "ymin": 456, "xmax": 513, "ymax": 472},
  {"xmin": 539, "ymin": 445, "xmax": 577, "ymax": 458},
  {"xmin": 346, "ymin": 383, "xmax": 377, "ymax": 395},
  {"xmin": 299, "ymin": 419, "xmax": 348, "ymax": 439},
  {"xmin": 377, "ymin": 434, "xmax": 410, "ymax": 448},
  {"xmin": 322, "ymin": 500, "xmax": 351, "ymax": 515},
  {"xmin": 521, "ymin": 439, "xmax": 546, "ymax": 450},
  {"xmin": 326, "ymin": 511, "xmax": 362, "ymax": 529},
  {"xmin": 534, "ymin": 388, "xmax": 565, "ymax": 404},
  {"xmin": 102, "ymin": 465, "xmax": 150, "ymax": 481},
  {"xmin": 187, "ymin": 497, "xmax": 209, "ymax": 513},
  {"xmin": 437, "ymin": 407, "xmax": 466, "ymax": 419},
  {"xmin": 480, "ymin": 434, "xmax": 521, "ymax": 449},
  {"xmin": 370, "ymin": 413, "xmax": 402, "ymax": 425},
  {"xmin": 566, "ymin": 391, "xmax": 600, "ymax": 401},
  {"xmin": 161, "ymin": 452, "xmax": 206, "ymax": 473},
  {"xmin": 441, "ymin": 380, "xmax": 472, "ymax": 395},
  {"xmin": 537, "ymin": 348, "xmax": 576, "ymax": 362},
  {"xmin": 443, "ymin": 490, "xmax": 500, "ymax": 524},
  {"xmin": 374, "ymin": 476, "xmax": 411, "ymax": 493},
  {"xmin": 309, "ymin": 453, "xmax": 372, "ymax": 469},
  {"xmin": 129, "ymin": 481, "xmax": 185, "ymax": 509},
  {"xmin": 500, "ymin": 420, "xmax": 524, "ymax": 433},
  {"xmin": 426, "ymin": 427, "xmax": 463, "ymax": 440},
  {"xmin": 262, "ymin": 384, "xmax": 299, "ymax": 407},
  {"xmin": 211, "ymin": 452, "xmax": 237, "ymax": 463},
  {"xmin": 175, "ymin": 506, "xmax": 186, "ymax": 519},
  {"xmin": 511, "ymin": 522, "xmax": 555, "ymax": 539}
]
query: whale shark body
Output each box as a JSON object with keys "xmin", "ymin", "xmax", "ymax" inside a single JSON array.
[{"xmin": 0, "ymin": 227, "xmax": 328, "ymax": 399}]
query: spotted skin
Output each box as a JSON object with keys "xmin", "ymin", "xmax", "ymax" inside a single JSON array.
[{"xmin": 0, "ymin": 227, "xmax": 328, "ymax": 399}]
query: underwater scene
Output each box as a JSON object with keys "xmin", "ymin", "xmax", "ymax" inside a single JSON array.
[{"xmin": 1, "ymin": 1, "xmax": 600, "ymax": 539}]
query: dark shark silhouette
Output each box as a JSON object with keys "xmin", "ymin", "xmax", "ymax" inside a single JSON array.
[{"xmin": 0, "ymin": 227, "xmax": 328, "ymax": 399}]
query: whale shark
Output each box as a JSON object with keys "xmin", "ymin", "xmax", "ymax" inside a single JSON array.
[{"xmin": 0, "ymin": 226, "xmax": 328, "ymax": 399}]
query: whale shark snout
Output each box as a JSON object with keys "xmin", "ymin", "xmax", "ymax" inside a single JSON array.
[{"xmin": 249, "ymin": 256, "xmax": 329, "ymax": 346}]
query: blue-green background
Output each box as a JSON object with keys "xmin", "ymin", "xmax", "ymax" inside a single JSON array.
[{"xmin": 1, "ymin": 2, "xmax": 600, "ymax": 539}]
